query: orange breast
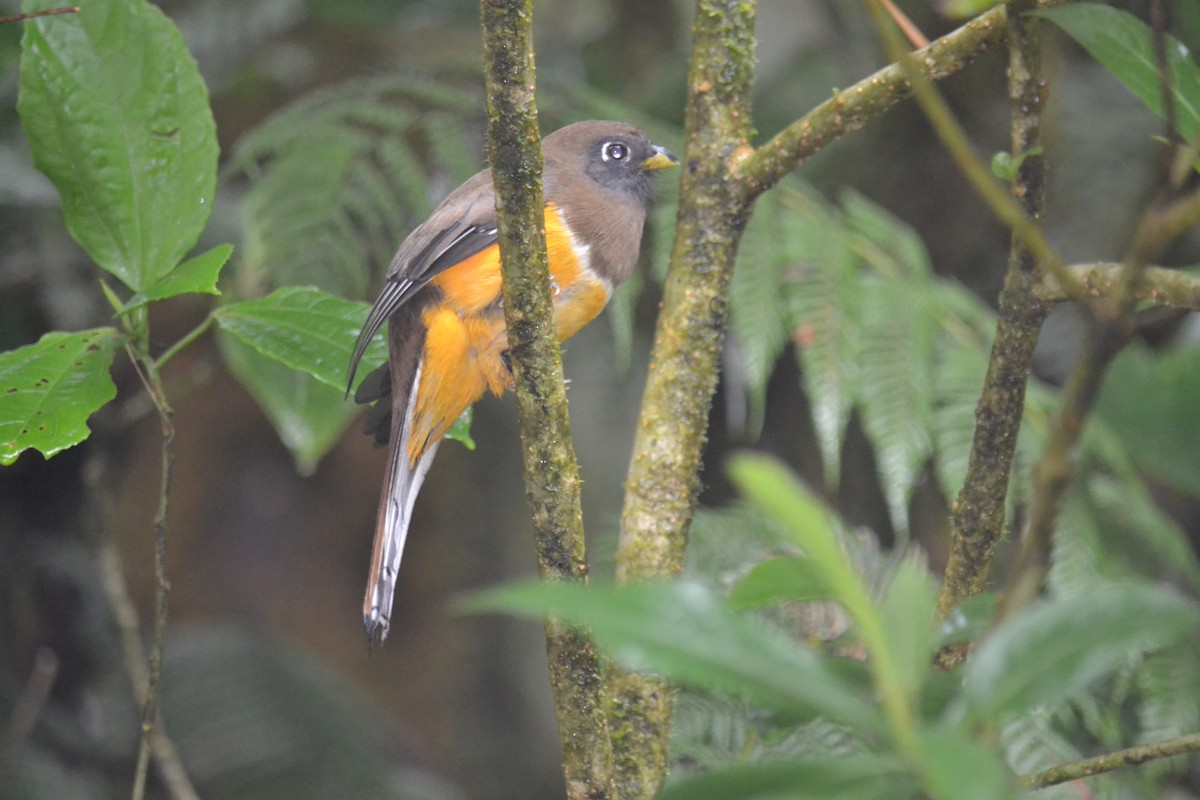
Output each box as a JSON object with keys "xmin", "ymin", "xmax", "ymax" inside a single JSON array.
[{"xmin": 406, "ymin": 203, "xmax": 611, "ymax": 464}]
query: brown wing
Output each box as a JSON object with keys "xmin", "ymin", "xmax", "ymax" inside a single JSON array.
[{"xmin": 345, "ymin": 169, "xmax": 500, "ymax": 396}]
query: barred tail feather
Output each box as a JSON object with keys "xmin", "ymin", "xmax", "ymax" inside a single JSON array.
[{"xmin": 362, "ymin": 362, "xmax": 439, "ymax": 644}]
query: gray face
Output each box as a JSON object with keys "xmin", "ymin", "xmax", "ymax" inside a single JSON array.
[{"xmin": 583, "ymin": 133, "xmax": 660, "ymax": 202}]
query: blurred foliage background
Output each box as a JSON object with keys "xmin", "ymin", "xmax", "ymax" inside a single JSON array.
[{"xmin": 2, "ymin": 1, "xmax": 1200, "ymax": 798}]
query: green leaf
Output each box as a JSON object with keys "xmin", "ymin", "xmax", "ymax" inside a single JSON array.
[
  {"xmin": 784, "ymin": 189, "xmax": 860, "ymax": 487},
  {"xmin": 728, "ymin": 557, "xmax": 829, "ymax": 609},
  {"xmin": 727, "ymin": 453, "xmax": 851, "ymax": 603},
  {"xmin": 841, "ymin": 190, "xmax": 932, "ymax": 281},
  {"xmin": 1095, "ymin": 344, "xmax": 1200, "ymax": 498},
  {"xmin": 218, "ymin": 331, "xmax": 359, "ymax": 474},
  {"xmin": 656, "ymin": 754, "xmax": 915, "ymax": 800},
  {"xmin": 123, "ymin": 244, "xmax": 232, "ymax": 311},
  {"xmin": 1035, "ymin": 4, "xmax": 1200, "ymax": 142},
  {"xmin": 0, "ymin": 328, "xmax": 121, "ymax": 465},
  {"xmin": 228, "ymin": 76, "xmax": 482, "ymax": 297},
  {"xmin": 961, "ymin": 584, "xmax": 1200, "ymax": 721},
  {"xmin": 18, "ymin": 0, "xmax": 218, "ymax": 291},
  {"xmin": 915, "ymin": 728, "xmax": 1015, "ymax": 800},
  {"xmin": 857, "ymin": 279, "xmax": 937, "ymax": 534},
  {"xmin": 879, "ymin": 557, "xmax": 938, "ymax": 702},
  {"xmin": 729, "ymin": 192, "xmax": 794, "ymax": 437},
  {"xmin": 214, "ymin": 286, "xmax": 386, "ymax": 394},
  {"xmin": 463, "ymin": 580, "xmax": 883, "ymax": 734},
  {"xmin": 445, "ymin": 407, "xmax": 475, "ymax": 451}
]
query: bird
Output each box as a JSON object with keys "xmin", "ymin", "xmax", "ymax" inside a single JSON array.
[{"xmin": 346, "ymin": 120, "xmax": 677, "ymax": 643}]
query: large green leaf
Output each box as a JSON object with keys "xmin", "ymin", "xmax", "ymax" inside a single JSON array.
[
  {"xmin": 728, "ymin": 557, "xmax": 830, "ymax": 609},
  {"xmin": 961, "ymin": 584, "xmax": 1200, "ymax": 721},
  {"xmin": 878, "ymin": 557, "xmax": 938, "ymax": 703},
  {"xmin": 1095, "ymin": 344, "xmax": 1200, "ymax": 498},
  {"xmin": 463, "ymin": 580, "xmax": 883, "ymax": 734},
  {"xmin": 214, "ymin": 287, "xmax": 386, "ymax": 395},
  {"xmin": 1035, "ymin": 4, "xmax": 1200, "ymax": 142},
  {"xmin": 125, "ymin": 244, "xmax": 231, "ymax": 310},
  {"xmin": 0, "ymin": 328, "xmax": 121, "ymax": 465},
  {"xmin": 218, "ymin": 330, "xmax": 359, "ymax": 474},
  {"xmin": 915, "ymin": 728, "xmax": 1015, "ymax": 800},
  {"xmin": 18, "ymin": 0, "xmax": 218, "ymax": 291},
  {"xmin": 727, "ymin": 453, "xmax": 853, "ymax": 607},
  {"xmin": 656, "ymin": 754, "xmax": 914, "ymax": 800}
]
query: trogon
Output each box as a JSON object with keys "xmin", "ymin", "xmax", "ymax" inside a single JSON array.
[{"xmin": 347, "ymin": 120, "xmax": 677, "ymax": 642}]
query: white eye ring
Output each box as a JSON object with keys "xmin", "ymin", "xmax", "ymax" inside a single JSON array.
[{"xmin": 601, "ymin": 141, "xmax": 628, "ymax": 162}]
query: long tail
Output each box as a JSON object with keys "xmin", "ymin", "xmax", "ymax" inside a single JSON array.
[{"xmin": 362, "ymin": 362, "xmax": 439, "ymax": 644}]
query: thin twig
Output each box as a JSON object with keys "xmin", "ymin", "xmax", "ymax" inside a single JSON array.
[
  {"xmin": 87, "ymin": 415, "xmax": 198, "ymax": 800},
  {"xmin": 879, "ymin": 0, "xmax": 928, "ymax": 48},
  {"xmin": 739, "ymin": 4, "xmax": 1013, "ymax": 199},
  {"xmin": 863, "ymin": 0, "xmax": 1083, "ymax": 304},
  {"xmin": 0, "ymin": 7, "xmax": 79, "ymax": 25},
  {"xmin": 1022, "ymin": 733, "xmax": 1200, "ymax": 789},
  {"xmin": 155, "ymin": 315, "xmax": 214, "ymax": 370},
  {"xmin": 124, "ymin": 347, "xmax": 177, "ymax": 800},
  {"xmin": 0, "ymin": 648, "xmax": 59, "ymax": 791}
]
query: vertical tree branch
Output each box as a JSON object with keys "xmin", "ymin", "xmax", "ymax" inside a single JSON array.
[
  {"xmin": 998, "ymin": 0, "xmax": 1200, "ymax": 620},
  {"xmin": 479, "ymin": 2, "xmax": 614, "ymax": 798},
  {"xmin": 610, "ymin": 2, "xmax": 757, "ymax": 797},
  {"xmin": 914, "ymin": 0, "xmax": 1051, "ymax": 628}
]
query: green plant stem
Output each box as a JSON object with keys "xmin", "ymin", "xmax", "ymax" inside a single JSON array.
[
  {"xmin": 1035, "ymin": 263, "xmax": 1200, "ymax": 308},
  {"xmin": 739, "ymin": 4, "xmax": 1009, "ymax": 195},
  {"xmin": 1022, "ymin": 733, "xmax": 1200, "ymax": 789},
  {"xmin": 479, "ymin": 2, "xmax": 614, "ymax": 798},
  {"xmin": 124, "ymin": 347, "xmax": 175, "ymax": 800},
  {"xmin": 934, "ymin": 0, "xmax": 1051, "ymax": 637},
  {"xmin": 864, "ymin": 0, "xmax": 1083, "ymax": 304},
  {"xmin": 154, "ymin": 314, "xmax": 213, "ymax": 370}
]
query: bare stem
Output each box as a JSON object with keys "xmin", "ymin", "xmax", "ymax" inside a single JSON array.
[
  {"xmin": 0, "ymin": 7, "xmax": 79, "ymax": 25},
  {"xmin": 124, "ymin": 348, "xmax": 177, "ymax": 800}
]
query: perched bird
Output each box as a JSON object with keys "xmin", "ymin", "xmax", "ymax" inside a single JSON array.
[{"xmin": 347, "ymin": 120, "xmax": 677, "ymax": 643}]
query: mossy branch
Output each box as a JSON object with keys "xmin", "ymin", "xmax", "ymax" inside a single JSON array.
[
  {"xmin": 934, "ymin": 0, "xmax": 1052, "ymax": 630},
  {"xmin": 1036, "ymin": 263, "xmax": 1200, "ymax": 308},
  {"xmin": 479, "ymin": 2, "xmax": 614, "ymax": 798},
  {"xmin": 610, "ymin": 1, "xmax": 1034, "ymax": 793},
  {"xmin": 1022, "ymin": 733, "xmax": 1200, "ymax": 789}
]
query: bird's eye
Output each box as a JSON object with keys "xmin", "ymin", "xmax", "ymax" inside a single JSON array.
[{"xmin": 601, "ymin": 141, "xmax": 628, "ymax": 162}]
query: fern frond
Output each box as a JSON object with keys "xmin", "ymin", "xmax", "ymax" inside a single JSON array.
[
  {"xmin": 227, "ymin": 75, "xmax": 483, "ymax": 298},
  {"xmin": 782, "ymin": 187, "xmax": 861, "ymax": 489},
  {"xmin": 856, "ymin": 278, "xmax": 937, "ymax": 536},
  {"xmin": 728, "ymin": 192, "xmax": 793, "ymax": 438},
  {"xmin": 1136, "ymin": 643, "xmax": 1200, "ymax": 779}
]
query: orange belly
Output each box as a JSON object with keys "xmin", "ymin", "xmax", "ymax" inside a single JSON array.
[{"xmin": 406, "ymin": 203, "xmax": 611, "ymax": 463}]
